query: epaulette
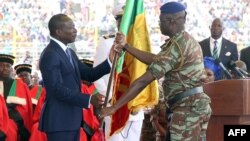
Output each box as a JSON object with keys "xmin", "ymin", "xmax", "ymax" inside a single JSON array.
[{"xmin": 103, "ymin": 34, "xmax": 115, "ymax": 39}]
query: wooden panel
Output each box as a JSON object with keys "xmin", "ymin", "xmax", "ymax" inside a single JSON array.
[
  {"xmin": 204, "ymin": 79, "xmax": 250, "ymax": 141},
  {"xmin": 204, "ymin": 79, "xmax": 250, "ymax": 115},
  {"xmin": 207, "ymin": 116, "xmax": 250, "ymax": 141}
]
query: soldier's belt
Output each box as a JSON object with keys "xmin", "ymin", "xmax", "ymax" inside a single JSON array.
[{"xmin": 167, "ymin": 86, "xmax": 204, "ymax": 108}]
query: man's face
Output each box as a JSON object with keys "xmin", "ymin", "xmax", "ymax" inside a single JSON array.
[
  {"xmin": 18, "ymin": 71, "xmax": 32, "ymax": 86},
  {"xmin": 0, "ymin": 62, "xmax": 12, "ymax": 80},
  {"xmin": 159, "ymin": 13, "xmax": 173, "ymax": 36},
  {"xmin": 58, "ymin": 20, "xmax": 77, "ymax": 44},
  {"xmin": 210, "ymin": 19, "xmax": 223, "ymax": 39}
]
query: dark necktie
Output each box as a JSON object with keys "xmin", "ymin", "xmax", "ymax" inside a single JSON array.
[
  {"xmin": 66, "ymin": 48, "xmax": 74, "ymax": 69},
  {"xmin": 213, "ymin": 40, "xmax": 218, "ymax": 59}
]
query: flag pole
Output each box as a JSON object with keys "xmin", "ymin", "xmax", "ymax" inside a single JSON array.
[{"xmin": 99, "ymin": 51, "xmax": 119, "ymax": 128}]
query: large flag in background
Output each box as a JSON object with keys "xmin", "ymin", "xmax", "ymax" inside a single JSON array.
[{"xmin": 109, "ymin": 0, "xmax": 159, "ymax": 137}]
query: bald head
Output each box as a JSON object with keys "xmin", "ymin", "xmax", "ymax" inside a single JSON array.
[{"xmin": 211, "ymin": 18, "xmax": 224, "ymax": 39}]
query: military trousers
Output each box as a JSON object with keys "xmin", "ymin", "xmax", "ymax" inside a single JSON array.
[{"xmin": 168, "ymin": 93, "xmax": 212, "ymax": 141}]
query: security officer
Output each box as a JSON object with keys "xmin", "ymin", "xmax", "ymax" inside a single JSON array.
[{"xmin": 100, "ymin": 2, "xmax": 212, "ymax": 141}]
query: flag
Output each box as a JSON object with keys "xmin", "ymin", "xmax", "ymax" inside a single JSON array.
[{"xmin": 109, "ymin": 0, "xmax": 159, "ymax": 136}]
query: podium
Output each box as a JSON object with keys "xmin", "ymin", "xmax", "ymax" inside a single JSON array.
[{"xmin": 204, "ymin": 79, "xmax": 250, "ymax": 141}]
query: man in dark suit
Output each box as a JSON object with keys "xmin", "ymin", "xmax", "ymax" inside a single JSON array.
[
  {"xmin": 240, "ymin": 46, "xmax": 250, "ymax": 73},
  {"xmin": 199, "ymin": 18, "xmax": 238, "ymax": 69},
  {"xmin": 39, "ymin": 14, "xmax": 115, "ymax": 141}
]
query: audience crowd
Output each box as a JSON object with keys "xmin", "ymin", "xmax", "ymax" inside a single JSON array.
[{"xmin": 1, "ymin": 0, "xmax": 250, "ymax": 60}]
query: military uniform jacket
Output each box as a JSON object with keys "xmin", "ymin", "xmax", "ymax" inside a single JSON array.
[{"xmin": 148, "ymin": 31, "xmax": 207, "ymax": 100}]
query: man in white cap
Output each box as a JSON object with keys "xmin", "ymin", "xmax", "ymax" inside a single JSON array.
[{"xmin": 93, "ymin": 6, "xmax": 144, "ymax": 141}]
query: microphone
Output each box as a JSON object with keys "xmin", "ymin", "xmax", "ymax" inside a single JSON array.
[
  {"xmin": 214, "ymin": 59, "xmax": 232, "ymax": 79},
  {"xmin": 239, "ymin": 69, "xmax": 250, "ymax": 77},
  {"xmin": 227, "ymin": 60, "xmax": 246, "ymax": 79}
]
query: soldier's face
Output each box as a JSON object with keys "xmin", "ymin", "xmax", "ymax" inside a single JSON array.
[
  {"xmin": 0, "ymin": 62, "xmax": 12, "ymax": 80},
  {"xmin": 159, "ymin": 13, "xmax": 173, "ymax": 36}
]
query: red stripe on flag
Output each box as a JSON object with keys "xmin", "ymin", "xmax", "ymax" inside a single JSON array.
[{"xmin": 110, "ymin": 60, "xmax": 131, "ymax": 136}]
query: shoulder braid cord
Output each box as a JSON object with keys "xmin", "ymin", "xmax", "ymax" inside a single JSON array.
[
  {"xmin": 164, "ymin": 39, "xmax": 184, "ymax": 71},
  {"xmin": 165, "ymin": 39, "xmax": 187, "ymax": 90}
]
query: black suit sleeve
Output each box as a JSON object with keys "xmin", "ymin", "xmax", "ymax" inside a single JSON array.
[
  {"xmin": 231, "ymin": 42, "xmax": 238, "ymax": 61},
  {"xmin": 240, "ymin": 49, "xmax": 246, "ymax": 61},
  {"xmin": 78, "ymin": 59, "xmax": 111, "ymax": 82}
]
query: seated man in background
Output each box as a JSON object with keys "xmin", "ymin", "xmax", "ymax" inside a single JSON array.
[
  {"xmin": 0, "ymin": 54, "xmax": 33, "ymax": 141},
  {"xmin": 14, "ymin": 64, "xmax": 46, "ymax": 111}
]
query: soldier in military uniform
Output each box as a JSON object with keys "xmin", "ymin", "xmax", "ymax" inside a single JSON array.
[{"xmin": 100, "ymin": 2, "xmax": 211, "ymax": 141}]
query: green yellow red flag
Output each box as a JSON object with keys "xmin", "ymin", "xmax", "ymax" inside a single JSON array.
[{"xmin": 109, "ymin": 0, "xmax": 159, "ymax": 136}]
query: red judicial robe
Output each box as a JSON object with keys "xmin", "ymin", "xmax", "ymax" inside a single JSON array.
[
  {"xmin": 29, "ymin": 89, "xmax": 47, "ymax": 141},
  {"xmin": 80, "ymin": 83, "xmax": 100, "ymax": 141},
  {"xmin": 29, "ymin": 85, "xmax": 46, "ymax": 106},
  {"xmin": 0, "ymin": 93, "xmax": 9, "ymax": 140},
  {"xmin": 2, "ymin": 79, "xmax": 33, "ymax": 141},
  {"xmin": 0, "ymin": 94, "xmax": 18, "ymax": 141}
]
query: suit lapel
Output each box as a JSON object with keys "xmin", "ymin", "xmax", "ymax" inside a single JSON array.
[
  {"xmin": 50, "ymin": 41, "xmax": 80, "ymax": 85},
  {"xmin": 206, "ymin": 38, "xmax": 212, "ymax": 57},
  {"xmin": 219, "ymin": 38, "xmax": 227, "ymax": 58}
]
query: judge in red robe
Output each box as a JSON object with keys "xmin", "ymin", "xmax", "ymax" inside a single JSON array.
[
  {"xmin": 13, "ymin": 64, "xmax": 47, "ymax": 141},
  {"xmin": 0, "ymin": 54, "xmax": 33, "ymax": 141}
]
